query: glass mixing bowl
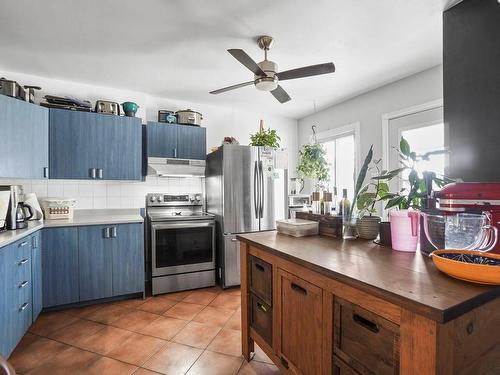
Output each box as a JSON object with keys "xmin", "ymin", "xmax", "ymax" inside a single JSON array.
[{"xmin": 421, "ymin": 212, "xmax": 497, "ymax": 252}]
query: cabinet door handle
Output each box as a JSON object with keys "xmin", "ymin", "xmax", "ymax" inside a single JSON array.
[
  {"xmin": 32, "ymin": 236, "xmax": 37, "ymax": 248},
  {"xmin": 280, "ymin": 357, "xmax": 289, "ymax": 369},
  {"xmin": 352, "ymin": 313, "xmax": 380, "ymax": 334},
  {"xmin": 43, "ymin": 166, "xmax": 49, "ymax": 178},
  {"xmin": 18, "ymin": 258, "xmax": 29, "ymax": 266},
  {"xmin": 111, "ymin": 226, "xmax": 117, "ymax": 238},
  {"xmin": 19, "ymin": 302, "xmax": 29, "ymax": 311},
  {"xmin": 255, "ymin": 263, "xmax": 265, "ymax": 272},
  {"xmin": 174, "ymin": 148, "xmax": 178, "ymax": 158},
  {"xmin": 103, "ymin": 227, "xmax": 111, "ymax": 238},
  {"xmin": 89, "ymin": 168, "xmax": 97, "ymax": 179},
  {"xmin": 19, "ymin": 241, "xmax": 28, "ymax": 247},
  {"xmin": 291, "ymin": 282, "xmax": 307, "ymax": 295},
  {"xmin": 19, "ymin": 280, "xmax": 29, "ymax": 288},
  {"xmin": 97, "ymin": 168, "xmax": 103, "ymax": 179},
  {"xmin": 257, "ymin": 302, "xmax": 268, "ymax": 313}
]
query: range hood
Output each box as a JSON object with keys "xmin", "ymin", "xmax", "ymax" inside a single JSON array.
[{"xmin": 147, "ymin": 157, "xmax": 206, "ymax": 177}]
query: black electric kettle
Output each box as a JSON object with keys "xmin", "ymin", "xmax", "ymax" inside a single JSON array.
[{"xmin": 16, "ymin": 202, "xmax": 33, "ymax": 229}]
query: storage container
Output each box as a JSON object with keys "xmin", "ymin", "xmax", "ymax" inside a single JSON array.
[
  {"xmin": 276, "ymin": 218, "xmax": 319, "ymax": 237},
  {"xmin": 41, "ymin": 198, "xmax": 77, "ymax": 220}
]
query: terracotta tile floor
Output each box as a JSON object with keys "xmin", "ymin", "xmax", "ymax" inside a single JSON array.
[{"xmin": 9, "ymin": 286, "xmax": 281, "ymax": 375}]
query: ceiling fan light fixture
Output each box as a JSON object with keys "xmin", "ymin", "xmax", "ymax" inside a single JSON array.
[{"xmin": 255, "ymin": 76, "xmax": 278, "ymax": 91}]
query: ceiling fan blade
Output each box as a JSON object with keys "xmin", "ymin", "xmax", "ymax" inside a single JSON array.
[
  {"xmin": 277, "ymin": 62, "xmax": 335, "ymax": 81},
  {"xmin": 209, "ymin": 81, "xmax": 254, "ymax": 94},
  {"xmin": 228, "ymin": 49, "xmax": 266, "ymax": 76},
  {"xmin": 271, "ymin": 85, "xmax": 291, "ymax": 103}
]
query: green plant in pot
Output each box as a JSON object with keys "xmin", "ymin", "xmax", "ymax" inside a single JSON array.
[
  {"xmin": 296, "ymin": 126, "xmax": 330, "ymax": 191},
  {"xmin": 249, "ymin": 120, "xmax": 281, "ymax": 148},
  {"xmin": 373, "ymin": 137, "xmax": 452, "ymax": 251}
]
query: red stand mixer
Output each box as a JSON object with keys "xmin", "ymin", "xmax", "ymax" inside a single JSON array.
[{"xmin": 425, "ymin": 182, "xmax": 500, "ymax": 254}]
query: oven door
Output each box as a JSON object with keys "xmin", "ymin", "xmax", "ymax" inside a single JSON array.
[{"xmin": 151, "ymin": 220, "xmax": 215, "ymax": 277}]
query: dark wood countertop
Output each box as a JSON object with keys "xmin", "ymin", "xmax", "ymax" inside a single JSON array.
[{"xmin": 237, "ymin": 231, "xmax": 500, "ymax": 323}]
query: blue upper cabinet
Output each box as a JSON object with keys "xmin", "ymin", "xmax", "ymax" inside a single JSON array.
[
  {"xmin": 147, "ymin": 122, "xmax": 206, "ymax": 160},
  {"xmin": 42, "ymin": 227, "xmax": 79, "ymax": 308},
  {"xmin": 177, "ymin": 126, "xmax": 207, "ymax": 160},
  {"xmin": 49, "ymin": 109, "xmax": 142, "ymax": 180},
  {"xmin": 0, "ymin": 95, "xmax": 48, "ymax": 179}
]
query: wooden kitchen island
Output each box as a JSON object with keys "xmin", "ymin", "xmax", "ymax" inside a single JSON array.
[{"xmin": 237, "ymin": 231, "xmax": 500, "ymax": 375}]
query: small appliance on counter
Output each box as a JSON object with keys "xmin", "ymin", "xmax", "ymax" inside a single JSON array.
[
  {"xmin": 175, "ymin": 109, "xmax": 203, "ymax": 126},
  {"xmin": 0, "ymin": 185, "xmax": 34, "ymax": 230},
  {"xmin": 158, "ymin": 110, "xmax": 177, "ymax": 124},
  {"xmin": 95, "ymin": 100, "xmax": 120, "ymax": 115},
  {"xmin": 40, "ymin": 95, "xmax": 92, "ymax": 112},
  {"xmin": 41, "ymin": 198, "xmax": 77, "ymax": 220},
  {"xmin": 145, "ymin": 192, "xmax": 215, "ymax": 295},
  {"xmin": 421, "ymin": 182, "xmax": 500, "ymax": 255}
]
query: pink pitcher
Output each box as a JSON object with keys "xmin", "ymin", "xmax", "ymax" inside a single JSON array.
[{"xmin": 389, "ymin": 210, "xmax": 419, "ymax": 252}]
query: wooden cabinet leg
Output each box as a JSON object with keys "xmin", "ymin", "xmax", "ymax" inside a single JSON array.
[{"xmin": 240, "ymin": 242, "xmax": 254, "ymax": 361}]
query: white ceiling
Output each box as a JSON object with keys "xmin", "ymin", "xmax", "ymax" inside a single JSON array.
[{"xmin": 0, "ymin": 0, "xmax": 447, "ymax": 119}]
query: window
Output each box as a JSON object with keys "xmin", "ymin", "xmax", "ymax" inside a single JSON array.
[{"xmin": 321, "ymin": 133, "xmax": 356, "ymax": 199}]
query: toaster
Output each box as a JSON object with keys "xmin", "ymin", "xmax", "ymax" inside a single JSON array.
[{"xmin": 95, "ymin": 100, "xmax": 120, "ymax": 115}]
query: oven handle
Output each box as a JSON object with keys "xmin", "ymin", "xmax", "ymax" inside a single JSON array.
[{"xmin": 151, "ymin": 221, "xmax": 215, "ymax": 230}]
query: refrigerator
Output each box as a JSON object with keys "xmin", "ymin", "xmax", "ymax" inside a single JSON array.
[{"xmin": 205, "ymin": 145, "xmax": 288, "ymax": 288}]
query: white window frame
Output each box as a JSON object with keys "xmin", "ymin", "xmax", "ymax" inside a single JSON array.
[{"xmin": 315, "ymin": 121, "xmax": 361, "ymax": 185}]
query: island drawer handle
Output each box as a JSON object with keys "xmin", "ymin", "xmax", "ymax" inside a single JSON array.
[
  {"xmin": 257, "ymin": 302, "xmax": 268, "ymax": 313},
  {"xmin": 352, "ymin": 313, "xmax": 379, "ymax": 334},
  {"xmin": 280, "ymin": 357, "xmax": 289, "ymax": 369},
  {"xmin": 291, "ymin": 282, "xmax": 307, "ymax": 295},
  {"xmin": 255, "ymin": 263, "xmax": 265, "ymax": 272}
]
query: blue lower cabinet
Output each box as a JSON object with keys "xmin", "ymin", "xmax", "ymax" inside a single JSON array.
[
  {"xmin": 78, "ymin": 226, "xmax": 113, "ymax": 301},
  {"xmin": 0, "ymin": 242, "xmax": 16, "ymax": 358},
  {"xmin": 31, "ymin": 231, "xmax": 43, "ymax": 321},
  {"xmin": 112, "ymin": 224, "xmax": 144, "ymax": 295},
  {"xmin": 13, "ymin": 238, "xmax": 33, "ymax": 346},
  {"xmin": 42, "ymin": 227, "xmax": 79, "ymax": 308}
]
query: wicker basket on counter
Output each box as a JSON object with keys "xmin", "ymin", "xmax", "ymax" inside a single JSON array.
[{"xmin": 41, "ymin": 198, "xmax": 77, "ymax": 220}]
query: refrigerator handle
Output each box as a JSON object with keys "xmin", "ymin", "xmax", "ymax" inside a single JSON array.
[
  {"xmin": 259, "ymin": 160, "xmax": 264, "ymax": 218},
  {"xmin": 253, "ymin": 161, "xmax": 259, "ymax": 219}
]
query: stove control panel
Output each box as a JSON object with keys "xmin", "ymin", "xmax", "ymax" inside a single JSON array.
[{"xmin": 147, "ymin": 193, "xmax": 203, "ymax": 206}]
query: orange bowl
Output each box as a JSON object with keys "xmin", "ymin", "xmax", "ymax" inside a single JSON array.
[{"xmin": 431, "ymin": 249, "xmax": 500, "ymax": 285}]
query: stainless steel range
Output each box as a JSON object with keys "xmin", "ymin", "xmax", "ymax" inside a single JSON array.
[{"xmin": 146, "ymin": 193, "xmax": 216, "ymax": 295}]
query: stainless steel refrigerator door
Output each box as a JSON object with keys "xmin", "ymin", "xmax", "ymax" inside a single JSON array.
[
  {"xmin": 259, "ymin": 148, "xmax": 287, "ymax": 231},
  {"xmin": 222, "ymin": 145, "xmax": 260, "ymax": 234},
  {"xmin": 223, "ymin": 234, "xmax": 240, "ymax": 287}
]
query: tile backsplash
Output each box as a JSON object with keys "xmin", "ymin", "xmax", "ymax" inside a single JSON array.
[{"xmin": 0, "ymin": 177, "xmax": 204, "ymax": 209}]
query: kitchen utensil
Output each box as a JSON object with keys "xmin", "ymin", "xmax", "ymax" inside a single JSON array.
[
  {"xmin": 41, "ymin": 198, "xmax": 77, "ymax": 220},
  {"xmin": 24, "ymin": 193, "xmax": 43, "ymax": 220},
  {"xmin": 15, "ymin": 202, "xmax": 33, "ymax": 229},
  {"xmin": 389, "ymin": 210, "xmax": 419, "ymax": 252},
  {"xmin": 95, "ymin": 100, "xmax": 120, "ymax": 115},
  {"xmin": 422, "ymin": 212, "xmax": 497, "ymax": 252},
  {"xmin": 0, "ymin": 191, "xmax": 10, "ymax": 229},
  {"xmin": 42, "ymin": 95, "xmax": 92, "ymax": 112},
  {"xmin": 176, "ymin": 109, "xmax": 202, "ymax": 126},
  {"xmin": 122, "ymin": 101, "xmax": 139, "ymax": 117},
  {"xmin": 158, "ymin": 110, "xmax": 177, "ymax": 123},
  {"xmin": 431, "ymin": 249, "xmax": 500, "ymax": 285},
  {"xmin": 24, "ymin": 85, "xmax": 41, "ymax": 103},
  {"xmin": 276, "ymin": 218, "xmax": 319, "ymax": 237}
]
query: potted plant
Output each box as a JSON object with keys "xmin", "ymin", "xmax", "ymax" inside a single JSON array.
[
  {"xmin": 296, "ymin": 126, "xmax": 330, "ymax": 192},
  {"xmin": 355, "ymin": 154, "xmax": 390, "ymax": 240},
  {"xmin": 373, "ymin": 137, "xmax": 451, "ymax": 251},
  {"xmin": 249, "ymin": 120, "xmax": 281, "ymax": 148}
]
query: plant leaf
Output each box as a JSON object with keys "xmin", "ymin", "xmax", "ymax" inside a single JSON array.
[{"xmin": 400, "ymin": 137, "xmax": 410, "ymax": 157}]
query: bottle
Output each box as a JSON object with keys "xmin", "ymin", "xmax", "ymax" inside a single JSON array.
[
  {"xmin": 332, "ymin": 187, "xmax": 338, "ymax": 215},
  {"xmin": 340, "ymin": 189, "xmax": 351, "ymax": 222}
]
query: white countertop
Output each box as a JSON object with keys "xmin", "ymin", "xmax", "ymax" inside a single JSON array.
[{"xmin": 0, "ymin": 209, "xmax": 144, "ymax": 249}]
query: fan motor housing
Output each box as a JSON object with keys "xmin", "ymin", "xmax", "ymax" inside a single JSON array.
[{"xmin": 255, "ymin": 60, "xmax": 278, "ymax": 91}]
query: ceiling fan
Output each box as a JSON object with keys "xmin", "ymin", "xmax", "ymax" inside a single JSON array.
[{"xmin": 209, "ymin": 35, "xmax": 335, "ymax": 103}]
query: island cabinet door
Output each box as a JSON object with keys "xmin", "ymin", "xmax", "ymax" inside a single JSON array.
[
  {"xmin": 78, "ymin": 225, "xmax": 113, "ymax": 301},
  {"xmin": 276, "ymin": 268, "xmax": 324, "ymax": 375},
  {"xmin": 42, "ymin": 227, "xmax": 80, "ymax": 308}
]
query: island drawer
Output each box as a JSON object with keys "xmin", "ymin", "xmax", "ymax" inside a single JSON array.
[
  {"xmin": 333, "ymin": 297, "xmax": 400, "ymax": 375},
  {"xmin": 249, "ymin": 255, "xmax": 272, "ymax": 305},
  {"xmin": 333, "ymin": 356, "xmax": 361, "ymax": 375},
  {"xmin": 250, "ymin": 293, "xmax": 273, "ymax": 346}
]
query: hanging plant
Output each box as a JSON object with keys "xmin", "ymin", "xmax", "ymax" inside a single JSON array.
[
  {"xmin": 249, "ymin": 119, "xmax": 281, "ymax": 148},
  {"xmin": 296, "ymin": 125, "xmax": 330, "ymax": 191}
]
